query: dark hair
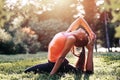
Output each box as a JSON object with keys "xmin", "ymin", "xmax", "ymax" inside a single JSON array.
[
  {"xmin": 72, "ymin": 28, "xmax": 88, "ymax": 69},
  {"xmin": 74, "ymin": 29, "xmax": 89, "ymax": 47},
  {"xmin": 75, "ymin": 47, "xmax": 85, "ymax": 70}
]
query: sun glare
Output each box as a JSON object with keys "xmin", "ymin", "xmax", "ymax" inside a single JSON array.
[
  {"xmin": 5, "ymin": 0, "xmax": 17, "ymax": 9},
  {"xmin": 96, "ymin": 0, "xmax": 104, "ymax": 6},
  {"xmin": 6, "ymin": 0, "xmax": 17, "ymax": 5},
  {"xmin": 5, "ymin": 0, "xmax": 28, "ymax": 9},
  {"xmin": 73, "ymin": 5, "xmax": 84, "ymax": 18},
  {"xmin": 21, "ymin": 0, "xmax": 28, "ymax": 7}
]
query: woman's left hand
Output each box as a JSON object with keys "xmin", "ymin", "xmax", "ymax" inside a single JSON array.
[{"xmin": 89, "ymin": 32, "xmax": 96, "ymax": 43}]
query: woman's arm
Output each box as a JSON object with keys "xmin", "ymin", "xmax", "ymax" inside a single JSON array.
[
  {"xmin": 50, "ymin": 36, "xmax": 76, "ymax": 76},
  {"xmin": 85, "ymin": 39, "xmax": 95, "ymax": 73},
  {"xmin": 66, "ymin": 17, "xmax": 96, "ymax": 41}
]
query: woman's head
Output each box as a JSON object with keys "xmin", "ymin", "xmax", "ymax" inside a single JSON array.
[{"xmin": 74, "ymin": 28, "xmax": 89, "ymax": 47}]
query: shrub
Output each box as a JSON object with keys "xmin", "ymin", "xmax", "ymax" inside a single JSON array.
[
  {"xmin": 0, "ymin": 28, "xmax": 12, "ymax": 42},
  {"xmin": 0, "ymin": 41, "xmax": 15, "ymax": 54},
  {"xmin": 0, "ymin": 28, "xmax": 41, "ymax": 54},
  {"xmin": 13, "ymin": 28, "xmax": 41, "ymax": 53},
  {"xmin": 0, "ymin": 28, "xmax": 15, "ymax": 54},
  {"xmin": 29, "ymin": 18, "xmax": 69, "ymax": 51}
]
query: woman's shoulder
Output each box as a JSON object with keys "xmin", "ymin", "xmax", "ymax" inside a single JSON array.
[{"xmin": 67, "ymin": 34, "xmax": 76, "ymax": 42}]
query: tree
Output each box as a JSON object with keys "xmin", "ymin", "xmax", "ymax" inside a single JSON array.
[
  {"xmin": 103, "ymin": 0, "xmax": 120, "ymax": 22},
  {"xmin": 82, "ymin": 0, "xmax": 98, "ymax": 31},
  {"xmin": 103, "ymin": 0, "xmax": 120, "ymax": 47},
  {"xmin": 4, "ymin": 0, "xmax": 79, "ymax": 51},
  {"xmin": 0, "ymin": 0, "xmax": 12, "ymax": 42},
  {"xmin": 0, "ymin": 0, "xmax": 12, "ymax": 28},
  {"xmin": 29, "ymin": 19, "xmax": 69, "ymax": 51},
  {"xmin": 38, "ymin": 0, "xmax": 78, "ymax": 24}
]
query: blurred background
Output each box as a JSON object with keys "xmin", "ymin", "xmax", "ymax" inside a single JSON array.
[{"xmin": 0, "ymin": 0, "xmax": 120, "ymax": 54}]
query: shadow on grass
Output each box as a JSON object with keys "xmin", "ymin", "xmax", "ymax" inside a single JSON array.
[
  {"xmin": 74, "ymin": 72, "xmax": 82, "ymax": 80},
  {"xmin": 37, "ymin": 73, "xmax": 61, "ymax": 80},
  {"xmin": 83, "ymin": 73, "xmax": 91, "ymax": 80},
  {"xmin": 74, "ymin": 73, "xmax": 91, "ymax": 80},
  {"xmin": 36, "ymin": 72, "xmax": 91, "ymax": 80}
]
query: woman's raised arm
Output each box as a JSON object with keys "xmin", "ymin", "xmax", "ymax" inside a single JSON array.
[{"xmin": 66, "ymin": 17, "xmax": 96, "ymax": 42}]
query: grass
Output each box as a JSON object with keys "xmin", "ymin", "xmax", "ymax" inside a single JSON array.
[{"xmin": 0, "ymin": 52, "xmax": 119, "ymax": 80}]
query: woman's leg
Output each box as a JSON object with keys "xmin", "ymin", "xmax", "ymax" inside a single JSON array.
[
  {"xmin": 86, "ymin": 42, "xmax": 94, "ymax": 74},
  {"xmin": 24, "ymin": 61, "xmax": 55, "ymax": 74}
]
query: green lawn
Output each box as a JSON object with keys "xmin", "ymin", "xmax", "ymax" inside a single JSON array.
[{"xmin": 0, "ymin": 52, "xmax": 119, "ymax": 80}]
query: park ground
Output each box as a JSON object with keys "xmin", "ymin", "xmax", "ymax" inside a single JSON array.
[{"xmin": 0, "ymin": 52, "xmax": 119, "ymax": 80}]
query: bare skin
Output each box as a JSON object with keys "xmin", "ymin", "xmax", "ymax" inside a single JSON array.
[
  {"xmin": 66, "ymin": 17, "xmax": 96, "ymax": 42},
  {"xmin": 74, "ymin": 38, "xmax": 95, "ymax": 73},
  {"xmin": 50, "ymin": 29, "xmax": 95, "ymax": 76},
  {"xmin": 50, "ymin": 35, "xmax": 76, "ymax": 75}
]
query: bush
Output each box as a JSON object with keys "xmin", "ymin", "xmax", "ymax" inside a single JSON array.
[
  {"xmin": 0, "ymin": 28, "xmax": 12, "ymax": 42},
  {"xmin": 0, "ymin": 41, "xmax": 15, "ymax": 54},
  {"xmin": 0, "ymin": 28, "xmax": 41, "ymax": 54},
  {"xmin": 29, "ymin": 18, "xmax": 69, "ymax": 51},
  {"xmin": 0, "ymin": 18, "xmax": 69, "ymax": 53},
  {"xmin": 0, "ymin": 28, "xmax": 16, "ymax": 54},
  {"xmin": 13, "ymin": 28, "xmax": 41, "ymax": 53}
]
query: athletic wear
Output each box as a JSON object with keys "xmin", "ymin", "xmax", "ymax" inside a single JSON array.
[
  {"xmin": 24, "ymin": 59, "xmax": 77, "ymax": 74},
  {"xmin": 48, "ymin": 32, "xmax": 67, "ymax": 62}
]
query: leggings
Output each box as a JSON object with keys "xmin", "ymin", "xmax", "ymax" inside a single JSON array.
[{"xmin": 24, "ymin": 59, "xmax": 77, "ymax": 74}]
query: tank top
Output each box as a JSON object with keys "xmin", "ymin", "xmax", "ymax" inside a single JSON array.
[{"xmin": 48, "ymin": 32, "xmax": 67, "ymax": 62}]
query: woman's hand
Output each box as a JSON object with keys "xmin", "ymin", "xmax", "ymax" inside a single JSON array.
[{"xmin": 89, "ymin": 32, "xmax": 96, "ymax": 43}]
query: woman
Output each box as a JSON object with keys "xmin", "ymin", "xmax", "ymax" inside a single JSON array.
[
  {"xmin": 66, "ymin": 17, "xmax": 96, "ymax": 74},
  {"xmin": 24, "ymin": 17, "xmax": 96, "ymax": 75}
]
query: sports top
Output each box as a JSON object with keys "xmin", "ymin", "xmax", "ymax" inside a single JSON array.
[
  {"xmin": 48, "ymin": 29, "xmax": 88, "ymax": 62},
  {"xmin": 48, "ymin": 32, "xmax": 67, "ymax": 62}
]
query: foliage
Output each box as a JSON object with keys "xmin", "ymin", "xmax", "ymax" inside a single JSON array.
[
  {"xmin": 82, "ymin": 0, "xmax": 98, "ymax": 31},
  {"xmin": 97, "ymin": 0, "xmax": 120, "ymax": 47},
  {"xmin": 0, "ymin": 41, "xmax": 16, "ymax": 54},
  {"xmin": 0, "ymin": 1, "xmax": 42, "ymax": 54},
  {"xmin": 0, "ymin": 28, "xmax": 19, "ymax": 54},
  {"xmin": 0, "ymin": 0, "xmax": 13, "ymax": 28},
  {"xmin": 0, "ymin": 16, "xmax": 40, "ymax": 54},
  {"xmin": 29, "ymin": 19, "xmax": 69, "ymax": 51},
  {"xmin": 1, "ymin": 0, "xmax": 77, "ymax": 52},
  {"xmin": 115, "ymin": 25, "xmax": 120, "ymax": 38},
  {"xmin": 0, "ymin": 28, "xmax": 12, "ymax": 42},
  {"xmin": 12, "ymin": 28, "xmax": 41, "ymax": 53},
  {"xmin": 99, "ymin": 0, "xmax": 120, "ymax": 40},
  {"xmin": 4, "ymin": 0, "xmax": 57, "ymax": 27},
  {"xmin": 0, "ymin": 20, "xmax": 40, "ymax": 54},
  {"xmin": 103, "ymin": 0, "xmax": 120, "ymax": 22},
  {"xmin": 0, "ymin": 52, "xmax": 119, "ymax": 80},
  {"xmin": 0, "ymin": 0, "xmax": 13, "ymax": 54}
]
